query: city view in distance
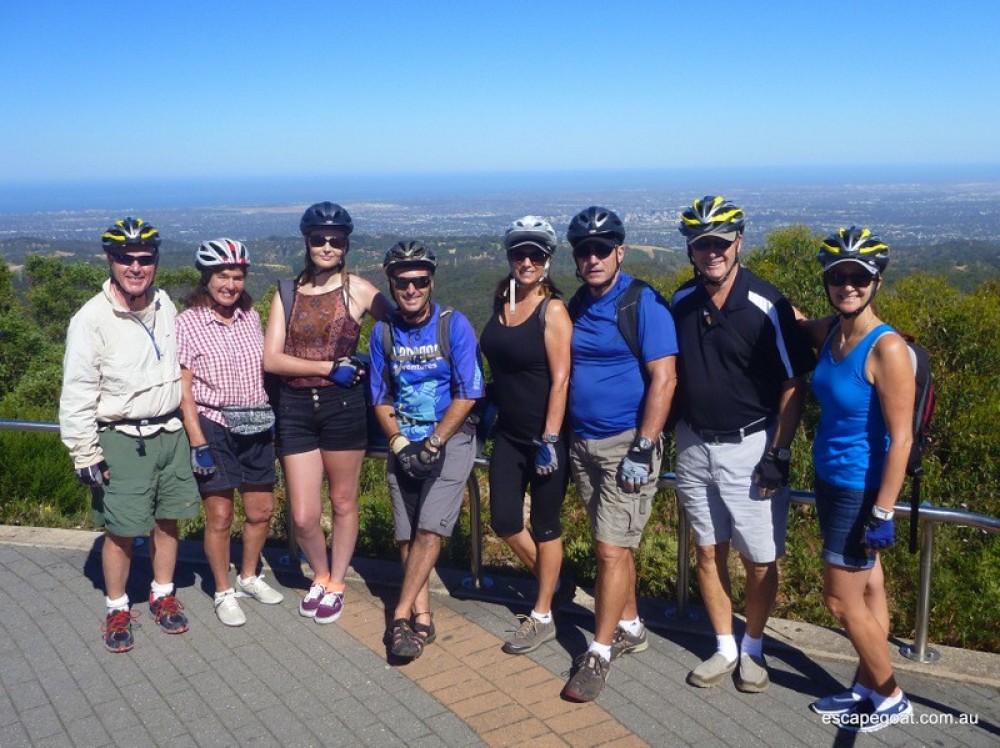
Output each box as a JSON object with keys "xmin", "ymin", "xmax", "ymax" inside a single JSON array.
[{"xmin": 2, "ymin": 170, "xmax": 1000, "ymax": 253}]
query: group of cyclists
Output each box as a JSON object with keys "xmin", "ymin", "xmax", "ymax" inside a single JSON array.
[{"xmin": 58, "ymin": 196, "xmax": 915, "ymax": 733}]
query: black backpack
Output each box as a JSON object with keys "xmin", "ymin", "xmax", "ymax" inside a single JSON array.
[
  {"xmin": 901, "ymin": 333, "xmax": 936, "ymax": 553},
  {"xmin": 566, "ymin": 278, "xmax": 649, "ymax": 362}
]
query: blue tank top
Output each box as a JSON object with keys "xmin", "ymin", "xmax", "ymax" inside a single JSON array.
[{"xmin": 811, "ymin": 323, "xmax": 894, "ymax": 490}]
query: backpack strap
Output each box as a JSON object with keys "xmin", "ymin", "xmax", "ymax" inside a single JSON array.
[
  {"xmin": 277, "ymin": 278, "xmax": 296, "ymax": 329},
  {"xmin": 437, "ymin": 307, "xmax": 454, "ymax": 362},
  {"xmin": 537, "ymin": 296, "xmax": 551, "ymax": 336},
  {"xmin": 616, "ymin": 279, "xmax": 648, "ymax": 362}
]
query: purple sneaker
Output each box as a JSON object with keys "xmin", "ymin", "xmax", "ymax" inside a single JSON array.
[
  {"xmin": 314, "ymin": 590, "xmax": 344, "ymax": 624},
  {"xmin": 299, "ymin": 583, "xmax": 325, "ymax": 618}
]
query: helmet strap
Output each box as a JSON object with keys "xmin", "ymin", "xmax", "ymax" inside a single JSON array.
[{"xmin": 825, "ymin": 278, "xmax": 880, "ymax": 319}]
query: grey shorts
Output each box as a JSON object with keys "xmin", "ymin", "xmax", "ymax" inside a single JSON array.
[
  {"xmin": 674, "ymin": 420, "xmax": 789, "ymax": 563},
  {"xmin": 569, "ymin": 429, "xmax": 662, "ymax": 549},
  {"xmin": 388, "ymin": 425, "xmax": 476, "ymax": 542}
]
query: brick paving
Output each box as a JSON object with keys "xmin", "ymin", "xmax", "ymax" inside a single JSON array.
[{"xmin": 0, "ymin": 527, "xmax": 998, "ymax": 747}]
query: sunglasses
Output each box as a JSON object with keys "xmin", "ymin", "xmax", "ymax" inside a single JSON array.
[
  {"xmin": 308, "ymin": 234, "xmax": 349, "ymax": 249},
  {"xmin": 109, "ymin": 252, "xmax": 156, "ymax": 267},
  {"xmin": 573, "ymin": 243, "xmax": 616, "ymax": 261},
  {"xmin": 825, "ymin": 270, "xmax": 875, "ymax": 288},
  {"xmin": 508, "ymin": 249, "xmax": 548, "ymax": 265},
  {"xmin": 690, "ymin": 237, "xmax": 735, "ymax": 252},
  {"xmin": 392, "ymin": 275, "xmax": 432, "ymax": 291}
]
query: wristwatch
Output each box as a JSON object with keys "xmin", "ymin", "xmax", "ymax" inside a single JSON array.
[
  {"xmin": 771, "ymin": 447, "xmax": 791, "ymax": 462},
  {"xmin": 540, "ymin": 433, "xmax": 559, "ymax": 444},
  {"xmin": 872, "ymin": 505, "xmax": 894, "ymax": 521},
  {"xmin": 428, "ymin": 433, "xmax": 444, "ymax": 449},
  {"xmin": 635, "ymin": 436, "xmax": 654, "ymax": 451}
]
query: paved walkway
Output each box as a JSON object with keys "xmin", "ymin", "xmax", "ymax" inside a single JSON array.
[{"xmin": 0, "ymin": 526, "xmax": 997, "ymax": 747}]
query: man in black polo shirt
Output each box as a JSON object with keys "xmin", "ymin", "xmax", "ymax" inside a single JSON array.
[{"xmin": 671, "ymin": 196, "xmax": 814, "ymax": 692}]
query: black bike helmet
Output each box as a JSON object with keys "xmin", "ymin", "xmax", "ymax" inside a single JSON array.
[
  {"xmin": 383, "ymin": 241, "xmax": 437, "ymax": 275},
  {"xmin": 566, "ymin": 206, "xmax": 626, "ymax": 247},
  {"xmin": 299, "ymin": 202, "xmax": 354, "ymax": 236},
  {"xmin": 817, "ymin": 226, "xmax": 889, "ymax": 274},
  {"xmin": 101, "ymin": 217, "xmax": 161, "ymax": 252},
  {"xmin": 678, "ymin": 196, "xmax": 745, "ymax": 242}
]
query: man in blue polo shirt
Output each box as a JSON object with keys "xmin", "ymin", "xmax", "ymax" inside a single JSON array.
[
  {"xmin": 369, "ymin": 240, "xmax": 484, "ymax": 662},
  {"xmin": 671, "ymin": 196, "xmax": 815, "ymax": 693},
  {"xmin": 560, "ymin": 207, "xmax": 678, "ymax": 702}
]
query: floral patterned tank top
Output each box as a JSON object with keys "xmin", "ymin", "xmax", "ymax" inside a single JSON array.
[{"xmin": 284, "ymin": 285, "xmax": 360, "ymax": 389}]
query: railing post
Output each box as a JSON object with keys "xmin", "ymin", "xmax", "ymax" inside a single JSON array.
[
  {"xmin": 461, "ymin": 471, "xmax": 492, "ymax": 591},
  {"xmin": 900, "ymin": 516, "xmax": 940, "ymax": 662}
]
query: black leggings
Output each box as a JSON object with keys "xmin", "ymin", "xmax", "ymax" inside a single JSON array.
[{"xmin": 488, "ymin": 430, "xmax": 568, "ymax": 542}]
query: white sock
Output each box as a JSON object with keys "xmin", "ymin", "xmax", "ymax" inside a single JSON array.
[
  {"xmin": 214, "ymin": 588, "xmax": 236, "ymax": 601},
  {"xmin": 619, "ymin": 617, "xmax": 644, "ymax": 636},
  {"xmin": 105, "ymin": 594, "xmax": 129, "ymax": 612},
  {"xmin": 150, "ymin": 580, "xmax": 174, "ymax": 601},
  {"xmin": 588, "ymin": 641, "xmax": 612, "ymax": 662},
  {"xmin": 871, "ymin": 690, "xmax": 903, "ymax": 712},
  {"xmin": 530, "ymin": 609, "xmax": 552, "ymax": 624},
  {"xmin": 740, "ymin": 633, "xmax": 763, "ymax": 659},
  {"xmin": 717, "ymin": 634, "xmax": 738, "ymax": 663},
  {"xmin": 238, "ymin": 573, "xmax": 257, "ymax": 584}
]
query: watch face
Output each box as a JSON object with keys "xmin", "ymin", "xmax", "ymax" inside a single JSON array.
[
  {"xmin": 637, "ymin": 437, "xmax": 653, "ymax": 451},
  {"xmin": 429, "ymin": 435, "xmax": 443, "ymax": 448},
  {"xmin": 776, "ymin": 448, "xmax": 791, "ymax": 461}
]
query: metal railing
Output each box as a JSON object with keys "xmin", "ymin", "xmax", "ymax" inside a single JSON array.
[{"xmin": 4, "ymin": 418, "xmax": 999, "ymax": 663}]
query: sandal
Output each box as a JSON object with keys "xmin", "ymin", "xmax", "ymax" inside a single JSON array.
[
  {"xmin": 412, "ymin": 611, "xmax": 436, "ymax": 645},
  {"xmin": 390, "ymin": 618, "xmax": 423, "ymax": 659}
]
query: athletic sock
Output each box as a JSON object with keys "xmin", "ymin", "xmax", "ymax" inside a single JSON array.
[
  {"xmin": 105, "ymin": 594, "xmax": 129, "ymax": 613},
  {"xmin": 871, "ymin": 690, "xmax": 903, "ymax": 712},
  {"xmin": 852, "ymin": 682, "xmax": 873, "ymax": 699},
  {"xmin": 588, "ymin": 641, "xmax": 612, "ymax": 662},
  {"xmin": 531, "ymin": 610, "xmax": 552, "ymax": 624},
  {"xmin": 327, "ymin": 582, "xmax": 346, "ymax": 594},
  {"xmin": 740, "ymin": 633, "xmax": 763, "ymax": 659},
  {"xmin": 150, "ymin": 580, "xmax": 174, "ymax": 601},
  {"xmin": 619, "ymin": 617, "xmax": 644, "ymax": 636},
  {"xmin": 214, "ymin": 588, "xmax": 236, "ymax": 601},
  {"xmin": 717, "ymin": 634, "xmax": 738, "ymax": 663}
]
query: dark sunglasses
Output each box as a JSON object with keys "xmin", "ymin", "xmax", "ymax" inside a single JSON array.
[
  {"xmin": 392, "ymin": 275, "xmax": 432, "ymax": 291},
  {"xmin": 573, "ymin": 243, "xmax": 616, "ymax": 260},
  {"xmin": 109, "ymin": 252, "xmax": 156, "ymax": 267},
  {"xmin": 690, "ymin": 237, "xmax": 735, "ymax": 252},
  {"xmin": 825, "ymin": 270, "xmax": 875, "ymax": 288},
  {"xmin": 508, "ymin": 249, "xmax": 548, "ymax": 265},
  {"xmin": 308, "ymin": 234, "xmax": 349, "ymax": 249}
]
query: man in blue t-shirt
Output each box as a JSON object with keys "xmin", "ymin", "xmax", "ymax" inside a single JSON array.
[
  {"xmin": 671, "ymin": 197, "xmax": 814, "ymax": 694},
  {"xmin": 369, "ymin": 241, "xmax": 484, "ymax": 662},
  {"xmin": 560, "ymin": 207, "xmax": 678, "ymax": 703}
]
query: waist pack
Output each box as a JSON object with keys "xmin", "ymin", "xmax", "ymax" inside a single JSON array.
[{"xmin": 221, "ymin": 405, "xmax": 275, "ymax": 436}]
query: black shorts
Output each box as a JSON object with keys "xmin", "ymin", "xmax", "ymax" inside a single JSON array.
[
  {"xmin": 275, "ymin": 384, "xmax": 367, "ymax": 456},
  {"xmin": 488, "ymin": 430, "xmax": 568, "ymax": 542},
  {"xmin": 196, "ymin": 415, "xmax": 276, "ymax": 494}
]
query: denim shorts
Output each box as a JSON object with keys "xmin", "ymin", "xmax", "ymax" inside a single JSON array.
[
  {"xmin": 275, "ymin": 383, "xmax": 367, "ymax": 456},
  {"xmin": 196, "ymin": 415, "xmax": 275, "ymax": 495},
  {"xmin": 814, "ymin": 476, "xmax": 878, "ymax": 570}
]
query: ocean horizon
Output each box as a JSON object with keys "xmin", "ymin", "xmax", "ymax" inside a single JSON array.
[{"xmin": 2, "ymin": 164, "xmax": 1000, "ymax": 214}]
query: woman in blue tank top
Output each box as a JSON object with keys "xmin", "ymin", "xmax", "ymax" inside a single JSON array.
[
  {"xmin": 799, "ymin": 227, "xmax": 915, "ymax": 732},
  {"xmin": 479, "ymin": 216, "xmax": 573, "ymax": 656}
]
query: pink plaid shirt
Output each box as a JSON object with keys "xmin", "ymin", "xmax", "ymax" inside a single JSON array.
[{"xmin": 176, "ymin": 305, "xmax": 268, "ymax": 426}]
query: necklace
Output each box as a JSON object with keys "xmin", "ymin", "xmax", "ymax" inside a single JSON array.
[{"xmin": 838, "ymin": 316, "xmax": 877, "ymax": 353}]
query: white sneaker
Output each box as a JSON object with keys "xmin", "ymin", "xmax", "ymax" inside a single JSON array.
[
  {"xmin": 214, "ymin": 590, "xmax": 246, "ymax": 627},
  {"xmin": 236, "ymin": 574, "xmax": 284, "ymax": 605}
]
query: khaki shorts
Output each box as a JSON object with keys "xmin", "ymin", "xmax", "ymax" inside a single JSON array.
[
  {"xmin": 569, "ymin": 429, "xmax": 662, "ymax": 549},
  {"xmin": 92, "ymin": 428, "xmax": 201, "ymax": 537}
]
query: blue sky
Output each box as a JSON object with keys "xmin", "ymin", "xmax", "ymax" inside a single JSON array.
[{"xmin": 1, "ymin": 1, "xmax": 998, "ymax": 185}]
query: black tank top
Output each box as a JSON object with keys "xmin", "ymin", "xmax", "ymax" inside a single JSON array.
[{"xmin": 480, "ymin": 300, "xmax": 550, "ymax": 444}]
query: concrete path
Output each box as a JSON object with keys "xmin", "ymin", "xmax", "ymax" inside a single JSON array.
[{"xmin": 0, "ymin": 526, "xmax": 997, "ymax": 747}]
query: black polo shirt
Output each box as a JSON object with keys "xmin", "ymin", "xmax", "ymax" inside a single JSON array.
[{"xmin": 670, "ymin": 266, "xmax": 815, "ymax": 433}]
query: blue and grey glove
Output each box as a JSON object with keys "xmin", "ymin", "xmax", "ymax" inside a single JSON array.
[
  {"xmin": 328, "ymin": 356, "xmax": 364, "ymax": 387},
  {"xmin": 864, "ymin": 515, "xmax": 896, "ymax": 551},
  {"xmin": 753, "ymin": 451, "xmax": 790, "ymax": 492},
  {"xmin": 190, "ymin": 445, "xmax": 216, "ymax": 477},
  {"xmin": 75, "ymin": 460, "xmax": 109, "ymax": 487},
  {"xmin": 618, "ymin": 438, "xmax": 653, "ymax": 492},
  {"xmin": 533, "ymin": 436, "xmax": 559, "ymax": 477}
]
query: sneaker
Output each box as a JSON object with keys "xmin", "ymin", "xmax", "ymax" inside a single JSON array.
[
  {"xmin": 610, "ymin": 623, "xmax": 649, "ymax": 660},
  {"xmin": 561, "ymin": 651, "xmax": 611, "ymax": 702},
  {"xmin": 735, "ymin": 653, "xmax": 770, "ymax": 693},
  {"xmin": 236, "ymin": 574, "xmax": 284, "ymax": 605},
  {"xmin": 810, "ymin": 688, "xmax": 863, "ymax": 715},
  {"xmin": 839, "ymin": 695, "xmax": 913, "ymax": 733},
  {"xmin": 214, "ymin": 590, "xmax": 246, "ymax": 627},
  {"xmin": 148, "ymin": 594, "xmax": 189, "ymax": 634},
  {"xmin": 687, "ymin": 652, "xmax": 737, "ymax": 688},
  {"xmin": 314, "ymin": 590, "xmax": 344, "ymax": 624},
  {"xmin": 103, "ymin": 609, "xmax": 137, "ymax": 653},
  {"xmin": 299, "ymin": 583, "xmax": 325, "ymax": 618},
  {"xmin": 502, "ymin": 615, "xmax": 556, "ymax": 655}
]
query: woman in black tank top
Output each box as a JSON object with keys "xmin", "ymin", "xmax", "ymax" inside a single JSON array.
[{"xmin": 479, "ymin": 216, "xmax": 573, "ymax": 655}]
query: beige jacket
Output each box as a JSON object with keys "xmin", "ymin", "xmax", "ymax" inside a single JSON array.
[{"xmin": 59, "ymin": 279, "xmax": 183, "ymax": 469}]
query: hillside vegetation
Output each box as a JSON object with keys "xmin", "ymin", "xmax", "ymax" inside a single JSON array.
[{"xmin": 1, "ymin": 226, "xmax": 998, "ymax": 652}]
